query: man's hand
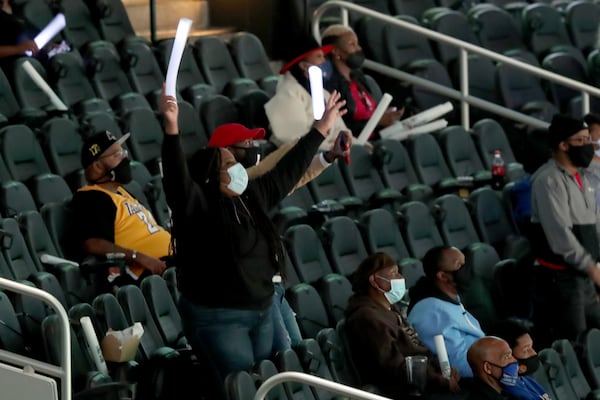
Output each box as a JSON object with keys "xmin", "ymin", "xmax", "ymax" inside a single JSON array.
[
  {"xmin": 379, "ymin": 107, "xmax": 404, "ymax": 127},
  {"xmin": 588, "ymin": 263, "xmax": 600, "ymax": 287},
  {"xmin": 161, "ymin": 84, "xmax": 179, "ymax": 135},
  {"xmin": 447, "ymin": 368, "xmax": 461, "ymax": 393},
  {"xmin": 314, "ymin": 90, "xmax": 347, "ymax": 137},
  {"xmin": 18, "ymin": 40, "xmax": 38, "ymax": 56},
  {"xmin": 137, "ymin": 252, "xmax": 167, "ymax": 275},
  {"xmin": 324, "ymin": 131, "xmax": 352, "ymax": 163}
]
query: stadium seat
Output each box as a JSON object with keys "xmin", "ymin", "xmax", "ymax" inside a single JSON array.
[
  {"xmin": 295, "ymin": 337, "xmax": 340, "ymax": 400},
  {"xmin": 309, "ymin": 161, "xmax": 364, "ymax": 216},
  {"xmin": 285, "ymin": 283, "xmax": 330, "ymax": 339},
  {"xmin": 468, "ymin": 4, "xmax": 527, "ymax": 55},
  {"xmin": 119, "ymin": 108, "xmax": 163, "ymax": 175},
  {"xmin": 128, "ymin": 160, "xmax": 171, "ymax": 229},
  {"xmin": 552, "ymin": 339, "xmax": 600, "ymax": 400},
  {"xmin": 0, "ymin": 290, "xmax": 29, "ymax": 357},
  {"xmin": 274, "ymin": 348, "xmax": 318, "ymax": 400},
  {"xmin": 0, "ymin": 67, "xmax": 46, "ymax": 126},
  {"xmin": 539, "ymin": 347, "xmax": 579, "ymax": 400},
  {"xmin": 200, "ymin": 94, "xmax": 240, "ymax": 137},
  {"xmin": 61, "ymin": 0, "xmax": 104, "ymax": 51},
  {"xmin": 564, "ymin": 0, "xmax": 600, "ymax": 57},
  {"xmin": 315, "ymin": 327, "xmax": 361, "ymax": 388},
  {"xmin": 357, "ymin": 207, "xmax": 411, "ymax": 260},
  {"xmin": 397, "ymin": 200, "xmax": 444, "ymax": 259},
  {"xmin": 432, "ymin": 193, "xmax": 482, "ymax": 250},
  {"xmin": 320, "ymin": 215, "xmax": 369, "ymax": 278},
  {"xmin": 162, "ymin": 266, "xmax": 180, "ymax": 305},
  {"xmin": 11, "ymin": 57, "xmax": 66, "ymax": 117},
  {"xmin": 318, "ymin": 273, "xmax": 353, "ymax": 327},
  {"xmin": 93, "ymin": 0, "xmax": 137, "ymax": 46},
  {"xmin": 251, "ymin": 359, "xmax": 288, "ymax": 400},
  {"xmin": 581, "ymin": 328, "xmax": 600, "ymax": 390},
  {"xmin": 435, "ymin": 125, "xmax": 491, "ymax": 183},
  {"xmin": 389, "ymin": 0, "xmax": 437, "ymax": 20},
  {"xmin": 224, "ymin": 370, "xmax": 257, "ymax": 400},
  {"xmin": 0, "ymin": 180, "xmax": 38, "ymax": 218}
]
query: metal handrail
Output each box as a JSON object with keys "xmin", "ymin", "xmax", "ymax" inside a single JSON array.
[
  {"xmin": 311, "ymin": 0, "xmax": 600, "ymax": 129},
  {"xmin": 0, "ymin": 277, "xmax": 71, "ymax": 400},
  {"xmin": 254, "ymin": 371, "xmax": 393, "ymax": 400}
]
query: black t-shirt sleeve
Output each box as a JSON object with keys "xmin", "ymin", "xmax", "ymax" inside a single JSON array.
[{"xmin": 70, "ymin": 190, "xmax": 117, "ymax": 243}]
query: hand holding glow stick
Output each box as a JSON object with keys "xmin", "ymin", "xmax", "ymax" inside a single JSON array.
[
  {"xmin": 308, "ymin": 65, "xmax": 325, "ymax": 120},
  {"xmin": 22, "ymin": 61, "xmax": 68, "ymax": 111},
  {"xmin": 434, "ymin": 334, "xmax": 451, "ymax": 379},
  {"xmin": 355, "ymin": 93, "xmax": 393, "ymax": 145},
  {"xmin": 165, "ymin": 18, "xmax": 193, "ymax": 98},
  {"xmin": 26, "ymin": 13, "xmax": 66, "ymax": 56}
]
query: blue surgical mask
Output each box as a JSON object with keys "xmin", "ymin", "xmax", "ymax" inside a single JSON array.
[
  {"xmin": 489, "ymin": 361, "xmax": 519, "ymax": 387},
  {"xmin": 226, "ymin": 163, "xmax": 248, "ymax": 195},
  {"xmin": 376, "ymin": 275, "xmax": 406, "ymax": 304},
  {"xmin": 318, "ymin": 60, "xmax": 334, "ymax": 81}
]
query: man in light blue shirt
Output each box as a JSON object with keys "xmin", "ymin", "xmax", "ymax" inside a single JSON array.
[{"xmin": 408, "ymin": 246, "xmax": 485, "ymax": 378}]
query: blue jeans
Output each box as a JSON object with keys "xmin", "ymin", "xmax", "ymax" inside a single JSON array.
[
  {"xmin": 178, "ymin": 296, "xmax": 274, "ymax": 380},
  {"xmin": 272, "ymin": 283, "xmax": 303, "ymax": 352}
]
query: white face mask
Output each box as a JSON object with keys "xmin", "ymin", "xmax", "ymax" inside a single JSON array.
[
  {"xmin": 376, "ymin": 275, "xmax": 406, "ymax": 304},
  {"xmin": 226, "ymin": 163, "xmax": 248, "ymax": 195}
]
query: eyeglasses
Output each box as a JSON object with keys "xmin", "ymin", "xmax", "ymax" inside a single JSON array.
[
  {"xmin": 99, "ymin": 148, "xmax": 128, "ymax": 160},
  {"xmin": 568, "ymin": 136, "xmax": 593, "ymax": 145}
]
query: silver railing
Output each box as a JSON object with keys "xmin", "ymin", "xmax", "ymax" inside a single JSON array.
[
  {"xmin": 312, "ymin": 0, "xmax": 600, "ymax": 130},
  {"xmin": 254, "ymin": 371, "xmax": 392, "ymax": 400},
  {"xmin": 0, "ymin": 277, "xmax": 71, "ymax": 400}
]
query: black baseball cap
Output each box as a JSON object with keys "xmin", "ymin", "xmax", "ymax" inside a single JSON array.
[{"xmin": 81, "ymin": 131, "xmax": 130, "ymax": 169}]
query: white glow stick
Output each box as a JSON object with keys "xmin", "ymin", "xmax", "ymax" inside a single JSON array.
[
  {"xmin": 32, "ymin": 13, "xmax": 66, "ymax": 52},
  {"xmin": 308, "ymin": 66, "xmax": 325, "ymax": 120},
  {"xmin": 21, "ymin": 61, "xmax": 68, "ymax": 111},
  {"xmin": 381, "ymin": 118, "xmax": 448, "ymax": 141},
  {"xmin": 394, "ymin": 101, "xmax": 453, "ymax": 131},
  {"xmin": 80, "ymin": 316, "xmax": 109, "ymax": 375},
  {"xmin": 434, "ymin": 334, "xmax": 451, "ymax": 379},
  {"xmin": 355, "ymin": 92, "xmax": 393, "ymax": 145},
  {"xmin": 40, "ymin": 253, "xmax": 78, "ymax": 267},
  {"xmin": 165, "ymin": 18, "xmax": 193, "ymax": 97}
]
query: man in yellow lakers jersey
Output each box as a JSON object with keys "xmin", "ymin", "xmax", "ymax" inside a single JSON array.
[{"xmin": 70, "ymin": 130, "xmax": 170, "ymax": 284}]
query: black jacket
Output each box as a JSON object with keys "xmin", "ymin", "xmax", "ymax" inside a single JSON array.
[{"xmin": 161, "ymin": 128, "xmax": 324, "ymax": 309}]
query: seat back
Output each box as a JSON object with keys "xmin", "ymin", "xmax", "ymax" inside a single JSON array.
[
  {"xmin": 0, "ymin": 66, "xmax": 21, "ymax": 121},
  {"xmin": 274, "ymin": 348, "xmax": 317, "ymax": 400},
  {"xmin": 200, "ymin": 94, "xmax": 240, "ymax": 136},
  {"xmin": 141, "ymin": 275, "xmax": 188, "ymax": 350},
  {"xmin": 0, "ymin": 180, "xmax": 38, "ymax": 218},
  {"xmin": 252, "ymin": 359, "xmax": 288, "ymax": 400},
  {"xmin": 12, "ymin": 57, "xmax": 56, "ymax": 113},
  {"xmin": 469, "ymin": 5, "xmax": 526, "ymax": 54},
  {"xmin": 318, "ymin": 273, "xmax": 353, "ymax": 327},
  {"xmin": 358, "ymin": 207, "xmax": 410, "ymax": 260},
  {"xmin": 406, "ymin": 133, "xmax": 453, "ymax": 188},
  {"xmin": 0, "ymin": 290, "xmax": 28, "ymax": 356},
  {"xmin": 320, "ymin": 216, "xmax": 368, "ymax": 278},
  {"xmin": 120, "ymin": 108, "xmax": 163, "ymax": 174},
  {"xmin": 162, "ymin": 266, "xmax": 180, "ymax": 305},
  {"xmin": 432, "ymin": 193, "xmax": 481, "ymax": 250},
  {"xmin": 521, "ymin": 3, "xmax": 574, "ymax": 60},
  {"xmin": 0, "ymin": 217, "xmax": 40, "ymax": 281},
  {"xmin": 424, "ymin": 8, "xmax": 479, "ymax": 68},
  {"xmin": 539, "ymin": 347, "xmax": 579, "ymax": 400},
  {"xmin": 309, "ymin": 160, "xmax": 354, "ymax": 203},
  {"xmin": 61, "ymin": 0, "xmax": 103, "ymax": 50},
  {"xmin": 383, "ymin": 15, "xmax": 435, "ymax": 70},
  {"xmin": 224, "ymin": 370, "xmax": 257, "ymax": 400},
  {"xmin": 116, "ymin": 284, "xmax": 169, "ymax": 361},
  {"xmin": 177, "ymin": 100, "xmax": 208, "ymax": 159},
  {"xmin": 315, "ymin": 327, "xmax": 361, "ymax": 387},
  {"xmin": 229, "ymin": 31, "xmax": 278, "ymax": 97},
  {"xmin": 284, "ymin": 224, "xmax": 334, "ymax": 286},
  {"xmin": 408, "ymin": 59, "xmax": 455, "ymax": 112},
  {"xmin": 398, "ymin": 200, "xmax": 444, "ymax": 259},
  {"xmin": 29, "ymin": 173, "xmax": 73, "ymax": 210},
  {"xmin": 565, "ymin": 1, "xmax": 600, "ymax": 56},
  {"xmin": 119, "ymin": 36, "xmax": 164, "ymax": 109},
  {"xmin": 0, "ymin": 124, "xmax": 51, "ymax": 183},
  {"xmin": 39, "ymin": 117, "xmax": 85, "ymax": 192},
  {"xmin": 341, "ymin": 144, "xmax": 387, "ymax": 202},
  {"xmin": 552, "ymin": 339, "xmax": 592, "ymax": 400},
  {"xmin": 295, "ymin": 337, "xmax": 338, "ymax": 400},
  {"xmin": 437, "ymin": 125, "xmax": 486, "ymax": 178},
  {"xmin": 286, "ymin": 283, "xmax": 331, "ymax": 339},
  {"xmin": 542, "ymin": 51, "xmax": 589, "ymax": 115},
  {"xmin": 95, "ymin": 0, "xmax": 136, "ymax": 45},
  {"xmin": 581, "ymin": 328, "xmax": 600, "ymax": 389}
]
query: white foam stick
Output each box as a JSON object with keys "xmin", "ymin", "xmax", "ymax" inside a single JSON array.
[
  {"xmin": 308, "ymin": 66, "xmax": 325, "ymax": 120},
  {"xmin": 33, "ymin": 13, "xmax": 66, "ymax": 51},
  {"xmin": 434, "ymin": 335, "xmax": 451, "ymax": 379},
  {"xmin": 395, "ymin": 101, "xmax": 453, "ymax": 131},
  {"xmin": 381, "ymin": 118, "xmax": 448, "ymax": 141},
  {"xmin": 40, "ymin": 253, "xmax": 78, "ymax": 267},
  {"xmin": 21, "ymin": 61, "xmax": 68, "ymax": 111},
  {"xmin": 80, "ymin": 316, "xmax": 109, "ymax": 375},
  {"xmin": 165, "ymin": 18, "xmax": 193, "ymax": 97},
  {"xmin": 355, "ymin": 92, "xmax": 393, "ymax": 145}
]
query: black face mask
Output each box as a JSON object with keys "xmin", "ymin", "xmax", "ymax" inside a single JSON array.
[
  {"xmin": 346, "ymin": 50, "xmax": 365, "ymax": 70},
  {"xmin": 518, "ymin": 355, "xmax": 540, "ymax": 376},
  {"xmin": 449, "ymin": 265, "xmax": 472, "ymax": 293},
  {"xmin": 239, "ymin": 146, "xmax": 260, "ymax": 168},
  {"xmin": 567, "ymin": 143, "xmax": 595, "ymax": 168},
  {"xmin": 109, "ymin": 158, "xmax": 132, "ymax": 184}
]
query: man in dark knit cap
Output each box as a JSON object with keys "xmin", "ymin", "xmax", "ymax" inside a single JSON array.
[{"xmin": 530, "ymin": 113, "xmax": 600, "ymax": 348}]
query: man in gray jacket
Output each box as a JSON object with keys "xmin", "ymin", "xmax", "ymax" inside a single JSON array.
[{"xmin": 530, "ymin": 114, "xmax": 600, "ymax": 348}]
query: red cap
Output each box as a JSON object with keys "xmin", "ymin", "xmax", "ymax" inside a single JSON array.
[
  {"xmin": 208, "ymin": 123, "xmax": 266, "ymax": 148},
  {"xmin": 279, "ymin": 44, "xmax": 334, "ymax": 74}
]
